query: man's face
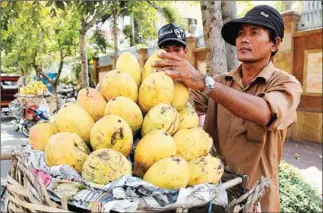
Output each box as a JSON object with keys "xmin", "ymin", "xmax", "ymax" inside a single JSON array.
[
  {"xmin": 236, "ymin": 24, "xmax": 275, "ymax": 62},
  {"xmin": 161, "ymin": 44, "xmax": 187, "ymax": 59}
]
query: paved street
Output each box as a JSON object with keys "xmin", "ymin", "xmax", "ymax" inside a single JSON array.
[
  {"xmin": 283, "ymin": 139, "xmax": 322, "ymax": 193},
  {"xmin": 1, "ymin": 117, "xmax": 322, "ymax": 194},
  {"xmin": 1, "ymin": 117, "xmax": 28, "ymax": 177}
]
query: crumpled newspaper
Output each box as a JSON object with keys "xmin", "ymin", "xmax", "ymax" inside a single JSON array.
[{"xmin": 20, "ymin": 145, "xmax": 228, "ymax": 212}]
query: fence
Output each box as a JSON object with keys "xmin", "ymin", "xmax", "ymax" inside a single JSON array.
[{"xmin": 297, "ymin": 1, "xmax": 322, "ymax": 31}]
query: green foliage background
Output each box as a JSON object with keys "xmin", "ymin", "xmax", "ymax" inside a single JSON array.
[{"xmin": 279, "ymin": 161, "xmax": 322, "ymax": 213}]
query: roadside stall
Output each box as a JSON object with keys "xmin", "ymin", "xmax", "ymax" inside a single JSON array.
[
  {"xmin": 15, "ymin": 81, "xmax": 59, "ymax": 120},
  {"xmin": 0, "ymin": 51, "xmax": 270, "ymax": 213}
]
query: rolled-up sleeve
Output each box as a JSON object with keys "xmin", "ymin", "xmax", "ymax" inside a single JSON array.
[
  {"xmin": 245, "ymin": 75, "xmax": 302, "ymax": 143},
  {"xmin": 189, "ymin": 90, "xmax": 209, "ymax": 116},
  {"xmin": 257, "ymin": 75, "xmax": 303, "ymax": 131}
]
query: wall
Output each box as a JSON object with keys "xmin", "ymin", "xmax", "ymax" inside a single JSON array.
[
  {"xmin": 272, "ymin": 11, "xmax": 322, "ymax": 143},
  {"xmin": 293, "ymin": 28, "xmax": 322, "ymax": 112},
  {"xmin": 290, "ymin": 28, "xmax": 322, "ymax": 143}
]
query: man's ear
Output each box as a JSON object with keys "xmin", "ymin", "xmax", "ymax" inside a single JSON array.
[{"xmin": 271, "ymin": 37, "xmax": 281, "ymax": 53}]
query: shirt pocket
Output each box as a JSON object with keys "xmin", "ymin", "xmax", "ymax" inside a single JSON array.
[
  {"xmin": 227, "ymin": 117, "xmax": 248, "ymax": 139},
  {"xmin": 246, "ymin": 121, "xmax": 267, "ymax": 143}
]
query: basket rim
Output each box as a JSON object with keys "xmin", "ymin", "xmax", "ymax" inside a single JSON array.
[{"xmin": 3, "ymin": 146, "xmax": 270, "ymax": 213}]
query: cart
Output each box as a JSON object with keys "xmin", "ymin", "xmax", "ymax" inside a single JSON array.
[
  {"xmin": 0, "ymin": 148, "xmax": 270, "ymax": 213},
  {"xmin": 15, "ymin": 95, "xmax": 58, "ymax": 120}
]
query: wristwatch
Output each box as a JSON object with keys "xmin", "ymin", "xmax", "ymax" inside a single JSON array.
[{"xmin": 201, "ymin": 75, "xmax": 216, "ymax": 95}]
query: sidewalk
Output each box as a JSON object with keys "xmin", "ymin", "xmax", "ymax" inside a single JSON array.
[{"xmin": 282, "ymin": 139, "xmax": 322, "ymax": 194}]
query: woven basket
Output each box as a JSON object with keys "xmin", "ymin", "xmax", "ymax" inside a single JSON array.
[{"xmin": 1, "ymin": 150, "xmax": 270, "ymax": 213}]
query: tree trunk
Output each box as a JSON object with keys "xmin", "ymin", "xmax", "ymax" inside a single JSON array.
[
  {"xmin": 35, "ymin": 71, "xmax": 41, "ymax": 81},
  {"xmin": 113, "ymin": 9, "xmax": 119, "ymax": 69},
  {"xmin": 32, "ymin": 51, "xmax": 41, "ymax": 81},
  {"xmin": 91, "ymin": 59, "xmax": 98, "ymax": 87},
  {"xmin": 79, "ymin": 24, "xmax": 89, "ymax": 88},
  {"xmin": 33, "ymin": 65, "xmax": 41, "ymax": 81},
  {"xmin": 200, "ymin": 1, "xmax": 227, "ymax": 75},
  {"xmin": 52, "ymin": 49, "xmax": 65, "ymax": 94},
  {"xmin": 39, "ymin": 72, "xmax": 54, "ymax": 89},
  {"xmin": 221, "ymin": 0, "xmax": 239, "ymax": 72},
  {"xmin": 130, "ymin": 15, "xmax": 135, "ymax": 46},
  {"xmin": 134, "ymin": 18, "xmax": 140, "ymax": 44},
  {"xmin": 20, "ymin": 70, "xmax": 27, "ymax": 86}
]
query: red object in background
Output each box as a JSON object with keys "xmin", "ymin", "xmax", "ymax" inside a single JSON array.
[
  {"xmin": 24, "ymin": 104, "xmax": 39, "ymax": 121},
  {"xmin": 1, "ymin": 74, "xmax": 20, "ymax": 110}
]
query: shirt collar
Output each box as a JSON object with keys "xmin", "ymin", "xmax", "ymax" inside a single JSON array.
[{"xmin": 225, "ymin": 61, "xmax": 276, "ymax": 84}]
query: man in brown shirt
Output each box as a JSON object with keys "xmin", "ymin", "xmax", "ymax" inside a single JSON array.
[{"xmin": 153, "ymin": 5, "xmax": 302, "ymax": 212}]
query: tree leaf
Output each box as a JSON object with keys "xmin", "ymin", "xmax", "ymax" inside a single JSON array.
[
  {"xmin": 55, "ymin": 1, "xmax": 65, "ymax": 11},
  {"xmin": 0, "ymin": 1, "xmax": 9, "ymax": 8},
  {"xmin": 64, "ymin": 0, "xmax": 72, "ymax": 7},
  {"xmin": 50, "ymin": 8, "xmax": 56, "ymax": 17},
  {"xmin": 45, "ymin": 0, "xmax": 54, "ymax": 7}
]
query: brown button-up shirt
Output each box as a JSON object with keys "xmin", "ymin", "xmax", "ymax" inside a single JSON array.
[{"xmin": 190, "ymin": 62, "xmax": 302, "ymax": 212}]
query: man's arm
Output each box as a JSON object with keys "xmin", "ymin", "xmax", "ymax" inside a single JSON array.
[
  {"xmin": 206, "ymin": 81, "xmax": 272, "ymax": 127},
  {"xmin": 152, "ymin": 52, "xmax": 272, "ymax": 127}
]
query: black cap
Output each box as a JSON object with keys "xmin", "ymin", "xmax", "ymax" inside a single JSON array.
[
  {"xmin": 158, "ymin": 23, "xmax": 186, "ymax": 48},
  {"xmin": 221, "ymin": 5, "xmax": 284, "ymax": 46}
]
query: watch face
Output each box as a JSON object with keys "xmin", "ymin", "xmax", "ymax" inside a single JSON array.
[{"xmin": 205, "ymin": 76, "xmax": 215, "ymax": 88}]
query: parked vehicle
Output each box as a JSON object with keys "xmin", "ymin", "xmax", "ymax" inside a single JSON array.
[
  {"xmin": 8, "ymin": 100, "xmax": 49, "ymax": 137},
  {"xmin": 57, "ymin": 86, "xmax": 78, "ymax": 107},
  {"xmin": 1, "ymin": 74, "xmax": 20, "ymax": 115}
]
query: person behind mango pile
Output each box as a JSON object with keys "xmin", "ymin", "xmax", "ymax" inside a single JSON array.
[
  {"xmin": 157, "ymin": 23, "xmax": 206, "ymax": 126},
  {"xmin": 157, "ymin": 23, "xmax": 188, "ymax": 60},
  {"xmin": 153, "ymin": 5, "xmax": 302, "ymax": 212}
]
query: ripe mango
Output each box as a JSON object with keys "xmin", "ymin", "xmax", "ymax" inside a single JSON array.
[
  {"xmin": 134, "ymin": 130, "xmax": 176, "ymax": 177},
  {"xmin": 101, "ymin": 70, "xmax": 138, "ymax": 102},
  {"xmin": 104, "ymin": 96, "xmax": 143, "ymax": 134},
  {"xmin": 77, "ymin": 87, "xmax": 107, "ymax": 121},
  {"xmin": 177, "ymin": 102, "xmax": 199, "ymax": 131},
  {"xmin": 188, "ymin": 155, "xmax": 224, "ymax": 186},
  {"xmin": 141, "ymin": 49, "xmax": 166, "ymax": 82},
  {"xmin": 173, "ymin": 127, "xmax": 213, "ymax": 161},
  {"xmin": 45, "ymin": 132, "xmax": 90, "ymax": 173},
  {"xmin": 116, "ymin": 52, "xmax": 142, "ymax": 86},
  {"xmin": 141, "ymin": 103, "xmax": 179, "ymax": 136},
  {"xmin": 90, "ymin": 115, "xmax": 133, "ymax": 157},
  {"xmin": 29, "ymin": 122, "xmax": 58, "ymax": 151},
  {"xmin": 143, "ymin": 156, "xmax": 190, "ymax": 190},
  {"xmin": 171, "ymin": 82, "xmax": 190, "ymax": 110},
  {"xmin": 138, "ymin": 72, "xmax": 174, "ymax": 113},
  {"xmin": 54, "ymin": 103, "xmax": 94, "ymax": 145},
  {"xmin": 82, "ymin": 148, "xmax": 131, "ymax": 185}
]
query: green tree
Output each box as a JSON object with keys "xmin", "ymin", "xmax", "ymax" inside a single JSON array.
[
  {"xmin": 44, "ymin": 5, "xmax": 79, "ymax": 93},
  {"xmin": 107, "ymin": 1, "xmax": 178, "ymax": 66},
  {"xmin": 48, "ymin": 1, "xmax": 114, "ymax": 88},
  {"xmin": 1, "ymin": 2, "xmax": 50, "ymax": 77},
  {"xmin": 237, "ymin": 1, "xmax": 255, "ymax": 18},
  {"xmin": 47, "ymin": 1, "xmax": 181, "ymax": 86},
  {"xmin": 107, "ymin": 1, "xmax": 131, "ymax": 68},
  {"xmin": 125, "ymin": 1, "xmax": 180, "ymax": 45},
  {"xmin": 1, "ymin": 1, "xmax": 79, "ymax": 94}
]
